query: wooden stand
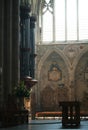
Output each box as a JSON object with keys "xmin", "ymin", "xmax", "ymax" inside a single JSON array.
[{"xmin": 59, "ymin": 101, "xmax": 80, "ymax": 128}]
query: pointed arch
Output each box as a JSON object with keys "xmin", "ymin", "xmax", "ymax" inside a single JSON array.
[
  {"xmin": 73, "ymin": 46, "xmax": 88, "ymax": 80},
  {"xmin": 38, "ymin": 47, "xmax": 70, "ymax": 80}
]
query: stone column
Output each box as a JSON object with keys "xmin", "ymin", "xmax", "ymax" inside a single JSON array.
[
  {"xmin": 0, "ymin": 0, "xmax": 20, "ymax": 104},
  {"xmin": 20, "ymin": 4, "xmax": 31, "ymax": 79},
  {"xmin": 12, "ymin": 0, "xmax": 20, "ymax": 89},
  {"xmin": 30, "ymin": 16, "xmax": 36, "ymax": 78},
  {"xmin": 3, "ymin": 0, "xmax": 13, "ymax": 101},
  {"xmin": 0, "ymin": 0, "xmax": 4, "ymax": 105}
]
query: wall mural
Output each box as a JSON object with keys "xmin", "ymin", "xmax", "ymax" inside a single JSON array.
[
  {"xmin": 36, "ymin": 44, "xmax": 88, "ymax": 112},
  {"xmin": 48, "ymin": 62, "xmax": 62, "ymax": 81},
  {"xmin": 38, "ymin": 51, "xmax": 69, "ymax": 111},
  {"xmin": 75, "ymin": 51, "xmax": 88, "ymax": 111},
  {"xmin": 40, "ymin": 85, "xmax": 69, "ymax": 111}
]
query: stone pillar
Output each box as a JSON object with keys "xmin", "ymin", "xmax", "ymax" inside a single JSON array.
[
  {"xmin": 3, "ymin": 0, "xmax": 13, "ymax": 101},
  {"xmin": 30, "ymin": 16, "xmax": 36, "ymax": 78},
  {"xmin": 12, "ymin": 0, "xmax": 20, "ymax": 88},
  {"xmin": 0, "ymin": 0, "xmax": 4, "ymax": 105},
  {"xmin": 0, "ymin": 0, "xmax": 20, "ymax": 104},
  {"xmin": 20, "ymin": 4, "xmax": 31, "ymax": 79}
]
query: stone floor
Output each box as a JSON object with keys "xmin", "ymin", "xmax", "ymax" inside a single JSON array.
[{"xmin": 0, "ymin": 119, "xmax": 88, "ymax": 130}]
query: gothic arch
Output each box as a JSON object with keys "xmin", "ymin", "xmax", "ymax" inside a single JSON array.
[
  {"xmin": 37, "ymin": 47, "xmax": 70, "ymax": 80},
  {"xmin": 72, "ymin": 46, "xmax": 88, "ymax": 102},
  {"xmin": 73, "ymin": 46, "xmax": 88, "ymax": 80}
]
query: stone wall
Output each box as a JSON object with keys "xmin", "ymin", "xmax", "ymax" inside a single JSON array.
[{"xmin": 34, "ymin": 43, "xmax": 88, "ymax": 112}]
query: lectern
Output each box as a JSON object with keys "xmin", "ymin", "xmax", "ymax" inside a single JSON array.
[{"xmin": 59, "ymin": 101, "xmax": 80, "ymax": 128}]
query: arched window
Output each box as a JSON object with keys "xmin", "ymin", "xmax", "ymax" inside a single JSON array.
[{"xmin": 39, "ymin": 0, "xmax": 88, "ymax": 43}]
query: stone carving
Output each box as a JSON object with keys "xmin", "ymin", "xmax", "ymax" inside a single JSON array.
[{"xmin": 64, "ymin": 45, "xmax": 78, "ymax": 65}]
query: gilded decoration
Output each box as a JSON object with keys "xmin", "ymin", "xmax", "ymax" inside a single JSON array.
[{"xmin": 48, "ymin": 63, "xmax": 62, "ymax": 81}]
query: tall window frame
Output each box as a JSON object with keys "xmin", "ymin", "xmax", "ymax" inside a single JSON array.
[{"xmin": 39, "ymin": 0, "xmax": 88, "ymax": 44}]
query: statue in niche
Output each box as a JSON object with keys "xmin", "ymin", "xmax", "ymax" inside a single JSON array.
[{"xmin": 48, "ymin": 63, "xmax": 62, "ymax": 81}]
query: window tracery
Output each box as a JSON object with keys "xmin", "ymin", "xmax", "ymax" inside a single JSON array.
[{"xmin": 40, "ymin": 0, "xmax": 88, "ymax": 43}]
